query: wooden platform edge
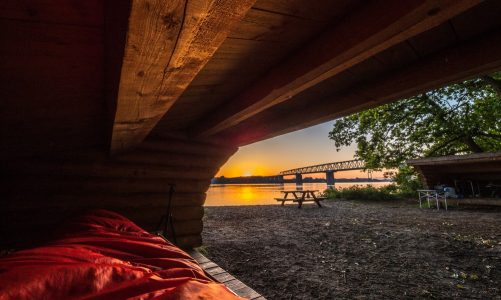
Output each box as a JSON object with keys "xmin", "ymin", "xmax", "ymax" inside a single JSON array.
[{"xmin": 187, "ymin": 249, "xmax": 266, "ymax": 300}]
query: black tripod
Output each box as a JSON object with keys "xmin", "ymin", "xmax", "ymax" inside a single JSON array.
[{"xmin": 156, "ymin": 184, "xmax": 177, "ymax": 244}]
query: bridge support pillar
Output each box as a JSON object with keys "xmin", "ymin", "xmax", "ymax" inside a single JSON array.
[
  {"xmin": 295, "ymin": 173, "xmax": 302, "ymax": 186},
  {"xmin": 326, "ymin": 171, "xmax": 335, "ymax": 186}
]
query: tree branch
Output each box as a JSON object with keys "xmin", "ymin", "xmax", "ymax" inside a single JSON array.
[
  {"xmin": 426, "ymin": 136, "xmax": 461, "ymax": 156},
  {"xmin": 477, "ymin": 132, "xmax": 501, "ymax": 139},
  {"xmin": 481, "ymin": 75, "xmax": 501, "ymax": 97}
]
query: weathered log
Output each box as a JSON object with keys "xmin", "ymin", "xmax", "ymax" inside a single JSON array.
[
  {"xmin": 8, "ymin": 175, "xmax": 212, "ymax": 194},
  {"xmin": 175, "ymin": 234, "xmax": 203, "ymax": 249},
  {"xmin": 5, "ymin": 160, "xmax": 218, "ymax": 181},
  {"xmin": 5, "ymin": 203, "xmax": 203, "ymax": 222},
  {"xmin": 173, "ymin": 221, "xmax": 203, "ymax": 237},
  {"xmin": 8, "ymin": 193, "xmax": 207, "ymax": 209},
  {"xmin": 171, "ymin": 206, "xmax": 204, "ymax": 221},
  {"xmin": 114, "ymin": 151, "xmax": 232, "ymax": 169},
  {"xmin": 138, "ymin": 137, "xmax": 237, "ymax": 158},
  {"xmin": 121, "ymin": 206, "xmax": 204, "ymax": 223}
]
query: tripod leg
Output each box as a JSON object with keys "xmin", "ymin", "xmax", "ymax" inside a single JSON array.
[
  {"xmin": 156, "ymin": 215, "xmax": 165, "ymax": 232},
  {"xmin": 169, "ymin": 214, "xmax": 177, "ymax": 244}
]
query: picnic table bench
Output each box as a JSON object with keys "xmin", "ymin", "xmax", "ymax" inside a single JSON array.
[{"xmin": 275, "ymin": 190, "xmax": 326, "ymax": 208}]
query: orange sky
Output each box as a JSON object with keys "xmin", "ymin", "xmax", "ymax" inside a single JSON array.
[{"xmin": 217, "ymin": 121, "xmax": 385, "ymax": 179}]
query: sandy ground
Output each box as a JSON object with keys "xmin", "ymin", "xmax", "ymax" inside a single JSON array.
[{"xmin": 202, "ymin": 200, "xmax": 501, "ymax": 299}]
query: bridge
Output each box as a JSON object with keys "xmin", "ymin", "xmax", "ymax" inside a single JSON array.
[{"xmin": 280, "ymin": 160, "xmax": 367, "ymax": 185}]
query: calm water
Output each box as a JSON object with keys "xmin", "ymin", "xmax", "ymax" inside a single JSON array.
[{"xmin": 205, "ymin": 182, "xmax": 391, "ymax": 206}]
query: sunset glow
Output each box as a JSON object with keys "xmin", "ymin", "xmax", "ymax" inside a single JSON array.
[{"xmin": 216, "ymin": 121, "xmax": 385, "ymax": 179}]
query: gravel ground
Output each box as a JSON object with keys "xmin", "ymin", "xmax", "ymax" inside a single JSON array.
[{"xmin": 202, "ymin": 200, "xmax": 501, "ymax": 299}]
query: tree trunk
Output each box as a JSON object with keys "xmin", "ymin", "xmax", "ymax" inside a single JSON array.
[{"xmin": 464, "ymin": 136, "xmax": 483, "ymax": 153}]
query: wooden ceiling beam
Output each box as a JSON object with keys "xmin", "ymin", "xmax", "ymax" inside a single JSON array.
[
  {"xmin": 109, "ymin": 0, "xmax": 255, "ymax": 153},
  {"xmin": 191, "ymin": 0, "xmax": 481, "ymax": 137},
  {"xmin": 220, "ymin": 29, "xmax": 501, "ymax": 146}
]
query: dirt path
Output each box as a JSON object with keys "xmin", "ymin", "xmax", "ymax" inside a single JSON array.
[{"xmin": 202, "ymin": 201, "xmax": 501, "ymax": 299}]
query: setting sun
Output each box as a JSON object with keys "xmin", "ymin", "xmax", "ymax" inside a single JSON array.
[
  {"xmin": 217, "ymin": 158, "xmax": 274, "ymax": 178},
  {"xmin": 215, "ymin": 122, "xmax": 386, "ymax": 179}
]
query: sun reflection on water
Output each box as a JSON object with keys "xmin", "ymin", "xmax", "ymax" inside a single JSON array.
[
  {"xmin": 239, "ymin": 186, "xmax": 256, "ymax": 202},
  {"xmin": 205, "ymin": 183, "xmax": 391, "ymax": 206}
]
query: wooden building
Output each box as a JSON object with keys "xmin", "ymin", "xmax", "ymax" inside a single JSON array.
[
  {"xmin": 408, "ymin": 152, "xmax": 501, "ymax": 200},
  {"xmin": 2, "ymin": 0, "xmax": 501, "ymax": 249}
]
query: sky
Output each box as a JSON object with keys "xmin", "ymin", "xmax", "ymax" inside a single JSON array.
[{"xmin": 217, "ymin": 121, "xmax": 383, "ymax": 179}]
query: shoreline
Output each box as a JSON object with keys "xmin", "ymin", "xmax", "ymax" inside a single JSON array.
[
  {"xmin": 209, "ymin": 180, "xmax": 393, "ymax": 185},
  {"xmin": 201, "ymin": 200, "xmax": 501, "ymax": 299},
  {"xmin": 205, "ymin": 182, "xmax": 392, "ymax": 206}
]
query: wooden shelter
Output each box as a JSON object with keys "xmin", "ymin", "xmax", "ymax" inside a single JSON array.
[
  {"xmin": 408, "ymin": 152, "xmax": 501, "ymax": 200},
  {"xmin": 2, "ymin": 0, "xmax": 501, "ymax": 249}
]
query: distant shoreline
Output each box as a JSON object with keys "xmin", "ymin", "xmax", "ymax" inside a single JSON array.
[{"xmin": 211, "ymin": 176, "xmax": 392, "ymax": 185}]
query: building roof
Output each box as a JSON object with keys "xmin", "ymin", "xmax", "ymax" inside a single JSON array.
[
  {"xmin": 2, "ymin": 0, "xmax": 501, "ymax": 157},
  {"xmin": 407, "ymin": 152, "xmax": 501, "ymax": 166},
  {"xmin": 408, "ymin": 152, "xmax": 501, "ymax": 188}
]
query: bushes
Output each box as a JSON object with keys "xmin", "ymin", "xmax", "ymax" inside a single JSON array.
[
  {"xmin": 323, "ymin": 166, "xmax": 423, "ymax": 201},
  {"xmin": 392, "ymin": 165, "xmax": 423, "ymax": 198},
  {"xmin": 323, "ymin": 187, "xmax": 342, "ymax": 199},
  {"xmin": 324, "ymin": 185, "xmax": 398, "ymax": 201}
]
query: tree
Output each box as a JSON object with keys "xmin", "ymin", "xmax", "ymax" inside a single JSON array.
[{"xmin": 329, "ymin": 73, "xmax": 501, "ymax": 170}]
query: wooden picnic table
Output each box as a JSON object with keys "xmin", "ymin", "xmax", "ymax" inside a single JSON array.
[{"xmin": 275, "ymin": 190, "xmax": 326, "ymax": 208}]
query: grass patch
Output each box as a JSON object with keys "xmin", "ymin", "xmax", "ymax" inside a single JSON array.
[
  {"xmin": 324, "ymin": 185, "xmax": 399, "ymax": 201},
  {"xmin": 195, "ymin": 245, "xmax": 210, "ymax": 256}
]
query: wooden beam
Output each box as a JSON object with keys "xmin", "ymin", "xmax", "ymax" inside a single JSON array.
[
  {"xmin": 110, "ymin": 0, "xmax": 255, "ymax": 152},
  {"xmin": 220, "ymin": 29, "xmax": 501, "ymax": 146},
  {"xmin": 191, "ymin": 0, "xmax": 481, "ymax": 137}
]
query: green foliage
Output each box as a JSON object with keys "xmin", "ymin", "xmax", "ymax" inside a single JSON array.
[
  {"xmin": 195, "ymin": 246, "xmax": 210, "ymax": 256},
  {"xmin": 324, "ymin": 185, "xmax": 398, "ymax": 201},
  {"xmin": 386, "ymin": 166, "xmax": 423, "ymax": 198},
  {"xmin": 329, "ymin": 73, "xmax": 501, "ymax": 169},
  {"xmin": 323, "ymin": 187, "xmax": 342, "ymax": 199}
]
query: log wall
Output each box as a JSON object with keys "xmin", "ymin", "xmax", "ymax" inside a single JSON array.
[{"xmin": 2, "ymin": 136, "xmax": 237, "ymax": 249}]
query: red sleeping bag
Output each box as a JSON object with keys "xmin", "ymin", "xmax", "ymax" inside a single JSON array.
[{"xmin": 0, "ymin": 210, "xmax": 243, "ymax": 300}]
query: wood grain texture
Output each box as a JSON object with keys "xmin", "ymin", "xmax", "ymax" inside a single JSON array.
[
  {"xmin": 252, "ymin": 0, "xmax": 359, "ymax": 22},
  {"xmin": 219, "ymin": 29, "xmax": 501, "ymax": 146},
  {"xmin": 0, "ymin": 0, "xmax": 103, "ymax": 27},
  {"xmin": 151, "ymin": 4, "xmax": 338, "ymax": 133},
  {"xmin": 2, "ymin": 136, "xmax": 237, "ymax": 249},
  {"xmin": 8, "ymin": 193, "xmax": 207, "ymax": 209},
  {"xmin": 0, "ymin": 17, "xmax": 104, "ymax": 157},
  {"xmin": 227, "ymin": 7, "xmax": 327, "ymax": 43},
  {"xmin": 189, "ymin": 250, "xmax": 266, "ymax": 299},
  {"xmin": 8, "ymin": 176, "xmax": 212, "ymax": 194},
  {"xmin": 191, "ymin": 0, "xmax": 481, "ymax": 137},
  {"xmin": 4, "ymin": 161, "xmax": 218, "ymax": 181},
  {"xmin": 110, "ymin": 0, "xmax": 256, "ymax": 152},
  {"xmin": 152, "ymin": 37, "xmax": 297, "ymax": 132}
]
